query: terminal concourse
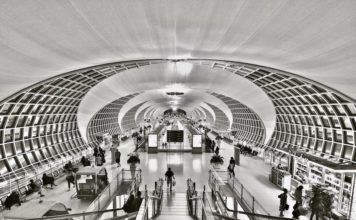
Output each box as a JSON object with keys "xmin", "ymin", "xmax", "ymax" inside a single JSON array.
[{"xmin": 0, "ymin": 1, "xmax": 356, "ymax": 220}]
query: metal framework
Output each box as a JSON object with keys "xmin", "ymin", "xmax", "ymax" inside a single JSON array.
[
  {"xmin": 207, "ymin": 103, "xmax": 230, "ymax": 132},
  {"xmin": 121, "ymin": 103, "xmax": 146, "ymax": 132},
  {"xmin": 201, "ymin": 107, "xmax": 215, "ymax": 126},
  {"xmin": 86, "ymin": 94, "xmax": 139, "ymax": 143},
  {"xmin": 210, "ymin": 93, "xmax": 265, "ymax": 145},
  {"xmin": 0, "ymin": 58, "xmax": 355, "ymax": 183},
  {"xmin": 0, "ymin": 60, "xmax": 164, "ymax": 181},
  {"xmin": 189, "ymin": 60, "xmax": 356, "ymax": 163}
]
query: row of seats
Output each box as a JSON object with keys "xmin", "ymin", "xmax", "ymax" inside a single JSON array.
[
  {"xmin": 0, "ymin": 157, "xmax": 84, "ymax": 210},
  {"xmin": 240, "ymin": 145, "xmax": 259, "ymax": 157}
]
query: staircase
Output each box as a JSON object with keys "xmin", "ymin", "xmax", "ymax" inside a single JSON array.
[{"xmin": 155, "ymin": 192, "xmax": 192, "ymax": 220}]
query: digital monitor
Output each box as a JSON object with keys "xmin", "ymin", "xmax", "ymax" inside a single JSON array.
[
  {"xmin": 148, "ymin": 134, "xmax": 158, "ymax": 147},
  {"xmin": 193, "ymin": 135, "xmax": 202, "ymax": 148}
]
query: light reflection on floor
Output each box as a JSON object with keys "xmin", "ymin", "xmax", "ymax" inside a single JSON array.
[{"xmin": 137, "ymin": 152, "xmax": 212, "ymax": 193}]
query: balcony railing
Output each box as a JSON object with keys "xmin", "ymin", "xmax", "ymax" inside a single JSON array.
[
  {"xmin": 84, "ymin": 168, "xmax": 142, "ymax": 219},
  {"xmin": 136, "ymin": 178, "xmax": 164, "ymax": 220},
  {"xmin": 209, "ymin": 170, "xmax": 295, "ymax": 220}
]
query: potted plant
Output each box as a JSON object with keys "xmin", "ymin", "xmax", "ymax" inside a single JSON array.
[
  {"xmin": 127, "ymin": 152, "xmax": 140, "ymax": 179},
  {"xmin": 127, "ymin": 152, "xmax": 140, "ymax": 165},
  {"xmin": 210, "ymin": 154, "xmax": 224, "ymax": 169},
  {"xmin": 132, "ymin": 132, "xmax": 139, "ymax": 138},
  {"xmin": 308, "ymin": 185, "xmax": 334, "ymax": 219}
]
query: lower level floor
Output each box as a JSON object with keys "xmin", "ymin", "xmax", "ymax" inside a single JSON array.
[{"xmin": 1, "ymin": 134, "xmax": 311, "ymax": 219}]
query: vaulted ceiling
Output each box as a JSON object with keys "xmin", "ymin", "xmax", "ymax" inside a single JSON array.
[
  {"xmin": 0, "ymin": 0, "xmax": 355, "ymax": 102},
  {"xmin": 0, "ymin": 0, "xmax": 356, "ymax": 180}
]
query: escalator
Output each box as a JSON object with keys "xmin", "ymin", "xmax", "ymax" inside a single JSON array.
[{"xmin": 156, "ymin": 192, "xmax": 191, "ymax": 220}]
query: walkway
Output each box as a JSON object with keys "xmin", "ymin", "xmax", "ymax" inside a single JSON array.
[
  {"xmin": 138, "ymin": 131, "xmax": 305, "ymax": 219},
  {"xmin": 0, "ymin": 138, "xmax": 137, "ymax": 218},
  {"xmin": 207, "ymin": 132, "xmax": 308, "ymax": 219},
  {"xmin": 157, "ymin": 191, "xmax": 191, "ymax": 220}
]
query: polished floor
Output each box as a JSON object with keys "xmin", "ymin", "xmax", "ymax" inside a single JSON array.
[
  {"xmin": 1, "ymin": 133, "xmax": 304, "ymax": 219},
  {"xmin": 0, "ymin": 138, "xmax": 136, "ymax": 218},
  {"xmin": 137, "ymin": 132, "xmax": 305, "ymax": 219}
]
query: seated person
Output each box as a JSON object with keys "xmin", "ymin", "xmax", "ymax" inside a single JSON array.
[
  {"xmin": 251, "ymin": 150, "xmax": 258, "ymax": 156},
  {"xmin": 122, "ymin": 191, "xmax": 144, "ymax": 213},
  {"xmin": 4, "ymin": 191, "xmax": 21, "ymax": 210},
  {"xmin": 134, "ymin": 191, "xmax": 143, "ymax": 211},
  {"xmin": 98, "ymin": 168, "xmax": 109, "ymax": 185},
  {"xmin": 27, "ymin": 179, "xmax": 44, "ymax": 197},
  {"xmin": 81, "ymin": 156, "xmax": 90, "ymax": 166},
  {"xmin": 123, "ymin": 194, "xmax": 135, "ymax": 213},
  {"xmin": 97, "ymin": 179, "xmax": 107, "ymax": 192},
  {"xmin": 42, "ymin": 173, "xmax": 56, "ymax": 189}
]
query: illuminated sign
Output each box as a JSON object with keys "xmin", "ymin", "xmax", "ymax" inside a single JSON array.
[
  {"xmin": 193, "ymin": 135, "xmax": 202, "ymax": 148},
  {"xmin": 148, "ymin": 134, "xmax": 158, "ymax": 147}
]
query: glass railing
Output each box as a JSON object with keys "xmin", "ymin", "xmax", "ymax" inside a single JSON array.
[
  {"xmin": 186, "ymin": 178, "xmax": 215, "ymax": 220},
  {"xmin": 85, "ymin": 168, "xmax": 142, "ymax": 219},
  {"xmin": 209, "ymin": 170, "xmax": 294, "ymax": 220},
  {"xmin": 209, "ymin": 170, "xmax": 269, "ymax": 215},
  {"xmin": 18, "ymin": 169, "xmax": 142, "ymax": 220},
  {"xmin": 136, "ymin": 178, "xmax": 164, "ymax": 220},
  {"xmin": 0, "ymin": 149, "xmax": 93, "ymax": 197},
  {"xmin": 22, "ymin": 208, "xmax": 138, "ymax": 220}
]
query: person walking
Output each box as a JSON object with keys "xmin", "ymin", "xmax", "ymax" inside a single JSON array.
[
  {"xmin": 165, "ymin": 167, "xmax": 175, "ymax": 192},
  {"xmin": 309, "ymin": 188, "xmax": 322, "ymax": 220},
  {"xmin": 115, "ymin": 149, "xmax": 121, "ymax": 167},
  {"xmin": 215, "ymin": 145, "xmax": 220, "ymax": 155},
  {"xmin": 278, "ymin": 188, "xmax": 288, "ymax": 217},
  {"xmin": 99, "ymin": 146, "xmax": 106, "ymax": 164},
  {"xmin": 66, "ymin": 169, "xmax": 75, "ymax": 191},
  {"xmin": 93, "ymin": 146, "xmax": 99, "ymax": 157},
  {"xmin": 294, "ymin": 185, "xmax": 303, "ymax": 208},
  {"xmin": 292, "ymin": 185, "xmax": 304, "ymax": 218},
  {"xmin": 228, "ymin": 157, "xmax": 236, "ymax": 178}
]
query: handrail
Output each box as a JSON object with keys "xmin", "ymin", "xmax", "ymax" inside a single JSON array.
[
  {"xmin": 0, "ymin": 150, "xmax": 93, "ymax": 196},
  {"xmin": 102, "ymin": 212, "xmax": 138, "ymax": 220},
  {"xmin": 85, "ymin": 168, "xmax": 142, "ymax": 214},
  {"xmin": 212, "ymin": 212, "xmax": 244, "ymax": 220},
  {"xmin": 136, "ymin": 178, "xmax": 164, "ymax": 220},
  {"xmin": 26, "ymin": 208, "xmax": 128, "ymax": 220},
  {"xmin": 209, "ymin": 169, "xmax": 270, "ymax": 214},
  {"xmin": 215, "ymin": 191, "xmax": 295, "ymax": 220}
]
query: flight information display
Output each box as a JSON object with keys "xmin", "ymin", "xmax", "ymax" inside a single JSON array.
[{"xmin": 167, "ymin": 130, "xmax": 184, "ymax": 142}]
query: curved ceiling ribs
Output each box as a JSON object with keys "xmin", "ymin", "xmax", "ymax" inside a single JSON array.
[
  {"xmin": 1, "ymin": 58, "xmax": 356, "ymax": 180},
  {"xmin": 201, "ymin": 107, "xmax": 214, "ymax": 126},
  {"xmin": 86, "ymin": 93, "xmax": 138, "ymax": 143},
  {"xmin": 191, "ymin": 60, "xmax": 356, "ymax": 163},
  {"xmin": 121, "ymin": 103, "xmax": 146, "ymax": 132},
  {"xmin": 207, "ymin": 103, "xmax": 230, "ymax": 132},
  {"xmin": 136, "ymin": 106, "xmax": 150, "ymax": 127},
  {"xmin": 0, "ymin": 60, "xmax": 162, "ymax": 179},
  {"xmin": 211, "ymin": 93, "xmax": 266, "ymax": 145}
]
